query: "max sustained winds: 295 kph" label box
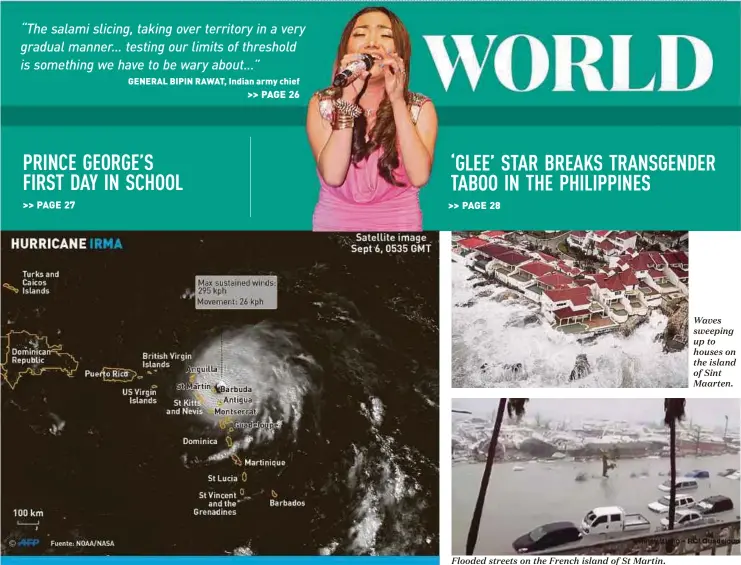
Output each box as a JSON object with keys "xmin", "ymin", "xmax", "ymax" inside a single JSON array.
[{"xmin": 194, "ymin": 275, "xmax": 278, "ymax": 310}]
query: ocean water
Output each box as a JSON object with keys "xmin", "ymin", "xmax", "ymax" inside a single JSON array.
[{"xmin": 452, "ymin": 260, "xmax": 688, "ymax": 388}]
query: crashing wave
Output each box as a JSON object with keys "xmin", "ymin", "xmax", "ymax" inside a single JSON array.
[{"xmin": 452, "ymin": 261, "xmax": 687, "ymax": 388}]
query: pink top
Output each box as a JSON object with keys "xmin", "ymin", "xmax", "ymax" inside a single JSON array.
[{"xmin": 312, "ymin": 90, "xmax": 430, "ymax": 232}]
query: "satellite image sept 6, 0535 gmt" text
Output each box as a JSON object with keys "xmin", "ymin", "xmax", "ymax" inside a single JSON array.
[{"xmin": 0, "ymin": 231, "xmax": 439, "ymax": 556}]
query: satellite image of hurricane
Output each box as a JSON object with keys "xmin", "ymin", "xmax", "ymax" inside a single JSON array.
[{"xmin": 0, "ymin": 232, "xmax": 439, "ymax": 556}]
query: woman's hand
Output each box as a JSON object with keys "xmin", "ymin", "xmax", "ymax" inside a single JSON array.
[
  {"xmin": 380, "ymin": 51, "xmax": 406, "ymax": 104},
  {"xmin": 338, "ymin": 53, "xmax": 370, "ymax": 101}
]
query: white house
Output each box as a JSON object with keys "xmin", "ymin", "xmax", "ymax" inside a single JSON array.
[
  {"xmin": 480, "ymin": 230, "xmax": 509, "ymax": 242},
  {"xmin": 590, "ymin": 230, "xmax": 613, "ymax": 243},
  {"xmin": 590, "ymin": 270, "xmax": 638, "ymax": 305},
  {"xmin": 662, "ymin": 251, "xmax": 689, "ymax": 271},
  {"xmin": 596, "ymin": 239, "xmax": 620, "ymax": 258},
  {"xmin": 666, "ymin": 266, "xmax": 689, "ymax": 295},
  {"xmin": 567, "ymin": 230, "xmax": 588, "ymax": 249},
  {"xmin": 617, "ymin": 251, "xmax": 667, "ymax": 279},
  {"xmin": 608, "ymin": 231, "xmax": 638, "ymax": 252},
  {"xmin": 542, "ymin": 286, "xmax": 600, "ymax": 326}
]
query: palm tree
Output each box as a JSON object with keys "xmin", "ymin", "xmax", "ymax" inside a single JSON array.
[
  {"xmin": 664, "ymin": 399, "xmax": 686, "ymax": 538},
  {"xmin": 465, "ymin": 399, "xmax": 528, "ymax": 555}
]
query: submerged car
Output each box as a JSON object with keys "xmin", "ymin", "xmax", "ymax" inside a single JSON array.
[
  {"xmin": 691, "ymin": 495, "xmax": 735, "ymax": 515},
  {"xmin": 684, "ymin": 470, "xmax": 710, "ymax": 479},
  {"xmin": 659, "ymin": 509, "xmax": 717, "ymax": 530},
  {"xmin": 512, "ymin": 521, "xmax": 582, "ymax": 553},
  {"xmin": 648, "ymin": 494, "xmax": 695, "ymax": 513},
  {"xmin": 658, "ymin": 478, "xmax": 699, "ymax": 492}
]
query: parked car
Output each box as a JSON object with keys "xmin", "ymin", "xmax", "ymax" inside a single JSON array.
[
  {"xmin": 691, "ymin": 495, "xmax": 735, "ymax": 515},
  {"xmin": 659, "ymin": 509, "xmax": 717, "ymax": 530},
  {"xmin": 648, "ymin": 494, "xmax": 695, "ymax": 513},
  {"xmin": 684, "ymin": 470, "xmax": 710, "ymax": 479},
  {"xmin": 581, "ymin": 507, "xmax": 652, "ymax": 536},
  {"xmin": 512, "ymin": 521, "xmax": 582, "ymax": 553},
  {"xmin": 658, "ymin": 477, "xmax": 699, "ymax": 492}
]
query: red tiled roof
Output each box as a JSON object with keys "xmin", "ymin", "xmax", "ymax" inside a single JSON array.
[
  {"xmin": 458, "ymin": 237, "xmax": 487, "ymax": 249},
  {"xmin": 477, "ymin": 243, "xmax": 510, "ymax": 257},
  {"xmin": 662, "ymin": 252, "xmax": 681, "ymax": 265},
  {"xmin": 629, "ymin": 252, "xmax": 666, "ymax": 272},
  {"xmin": 553, "ymin": 306, "xmax": 591, "ymax": 320},
  {"xmin": 671, "ymin": 267, "xmax": 689, "ymax": 279},
  {"xmin": 496, "ymin": 251, "xmax": 531, "ymax": 266},
  {"xmin": 535, "ymin": 251, "xmax": 558, "ymax": 263},
  {"xmin": 595, "ymin": 274, "xmax": 624, "ymax": 292},
  {"xmin": 648, "ymin": 251, "xmax": 666, "ymax": 265},
  {"xmin": 648, "ymin": 269, "xmax": 666, "ymax": 279},
  {"xmin": 593, "ymin": 269, "xmax": 638, "ymax": 291},
  {"xmin": 597, "ymin": 240, "xmax": 616, "ymax": 251},
  {"xmin": 664, "ymin": 250, "xmax": 689, "ymax": 266},
  {"xmin": 556, "ymin": 261, "xmax": 581, "ymax": 276},
  {"xmin": 617, "ymin": 269, "xmax": 639, "ymax": 286},
  {"xmin": 539, "ymin": 272, "xmax": 575, "ymax": 289},
  {"xmin": 613, "ymin": 231, "xmax": 636, "ymax": 240},
  {"xmin": 594, "ymin": 230, "xmax": 612, "ymax": 237},
  {"xmin": 570, "ymin": 231, "xmax": 587, "ymax": 238},
  {"xmin": 519, "ymin": 261, "xmax": 554, "ymax": 277},
  {"xmin": 544, "ymin": 286, "xmax": 591, "ymax": 306},
  {"xmin": 482, "ymin": 230, "xmax": 507, "ymax": 238}
]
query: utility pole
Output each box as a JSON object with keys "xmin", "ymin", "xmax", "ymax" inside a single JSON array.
[{"xmin": 694, "ymin": 426, "xmax": 701, "ymax": 456}]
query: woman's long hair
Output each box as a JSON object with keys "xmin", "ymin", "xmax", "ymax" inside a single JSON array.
[{"xmin": 333, "ymin": 7, "xmax": 412, "ymax": 186}]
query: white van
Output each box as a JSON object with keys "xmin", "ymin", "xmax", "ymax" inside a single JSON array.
[
  {"xmin": 648, "ymin": 494, "xmax": 695, "ymax": 513},
  {"xmin": 658, "ymin": 478, "xmax": 698, "ymax": 492}
]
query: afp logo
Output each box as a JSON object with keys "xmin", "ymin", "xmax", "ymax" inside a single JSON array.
[{"xmin": 16, "ymin": 538, "xmax": 40, "ymax": 548}]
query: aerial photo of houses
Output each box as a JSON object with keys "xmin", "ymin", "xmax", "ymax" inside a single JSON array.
[
  {"xmin": 452, "ymin": 230, "xmax": 689, "ymax": 388},
  {"xmin": 452, "ymin": 398, "xmax": 740, "ymax": 556}
]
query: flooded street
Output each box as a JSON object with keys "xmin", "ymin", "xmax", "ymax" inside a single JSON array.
[{"xmin": 452, "ymin": 454, "xmax": 740, "ymax": 555}]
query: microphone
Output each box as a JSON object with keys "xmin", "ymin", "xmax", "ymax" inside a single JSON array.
[{"xmin": 333, "ymin": 54, "xmax": 374, "ymax": 88}]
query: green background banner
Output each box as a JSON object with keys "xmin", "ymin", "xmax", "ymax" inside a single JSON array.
[{"xmin": 2, "ymin": 1, "xmax": 740, "ymax": 230}]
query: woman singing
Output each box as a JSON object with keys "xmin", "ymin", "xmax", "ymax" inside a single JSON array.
[{"xmin": 307, "ymin": 6, "xmax": 438, "ymax": 231}]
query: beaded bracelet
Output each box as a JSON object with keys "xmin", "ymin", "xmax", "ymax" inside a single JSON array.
[{"xmin": 333, "ymin": 99, "xmax": 362, "ymax": 118}]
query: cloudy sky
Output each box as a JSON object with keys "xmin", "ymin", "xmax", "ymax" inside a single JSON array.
[{"xmin": 452, "ymin": 398, "xmax": 740, "ymax": 430}]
